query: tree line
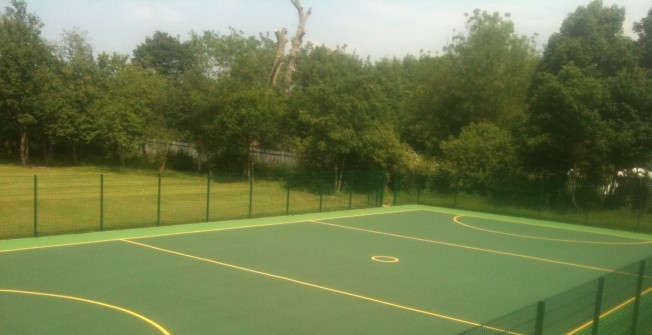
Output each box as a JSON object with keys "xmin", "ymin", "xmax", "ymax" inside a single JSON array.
[{"xmin": 1, "ymin": 0, "xmax": 652, "ymax": 192}]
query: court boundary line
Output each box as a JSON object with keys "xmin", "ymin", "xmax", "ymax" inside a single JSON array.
[
  {"xmin": 0, "ymin": 289, "xmax": 171, "ymax": 335},
  {"xmin": 310, "ymin": 220, "xmax": 617, "ymax": 274},
  {"xmin": 0, "ymin": 208, "xmax": 423, "ymax": 254},
  {"xmin": 453, "ymin": 215, "xmax": 652, "ymax": 245},
  {"xmin": 2, "ymin": 206, "xmax": 650, "ymax": 254},
  {"xmin": 120, "ymin": 239, "xmax": 522, "ymax": 335},
  {"xmin": 421, "ymin": 208, "xmax": 652, "ymax": 242}
]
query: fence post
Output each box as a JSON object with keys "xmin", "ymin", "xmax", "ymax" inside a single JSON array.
[
  {"xmin": 379, "ymin": 172, "xmax": 385, "ymax": 207},
  {"xmin": 348, "ymin": 172, "xmax": 353, "ymax": 210},
  {"xmin": 319, "ymin": 172, "xmax": 324, "ymax": 213},
  {"xmin": 206, "ymin": 172, "xmax": 211, "ymax": 222},
  {"xmin": 392, "ymin": 173, "xmax": 399, "ymax": 206},
  {"xmin": 534, "ymin": 301, "xmax": 546, "ymax": 335},
  {"xmin": 286, "ymin": 173, "xmax": 291, "ymax": 215},
  {"xmin": 100, "ymin": 174, "xmax": 104, "ymax": 231},
  {"xmin": 33, "ymin": 175, "xmax": 38, "ymax": 237},
  {"xmin": 592, "ymin": 277, "xmax": 605, "ymax": 335},
  {"xmin": 248, "ymin": 173, "xmax": 254, "ymax": 218},
  {"xmin": 631, "ymin": 260, "xmax": 646, "ymax": 335},
  {"xmin": 157, "ymin": 173, "xmax": 161, "ymax": 226},
  {"xmin": 416, "ymin": 174, "xmax": 422, "ymax": 205}
]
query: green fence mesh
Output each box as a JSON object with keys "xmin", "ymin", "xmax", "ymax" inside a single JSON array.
[
  {"xmin": 460, "ymin": 256, "xmax": 652, "ymax": 335},
  {"xmin": 0, "ymin": 170, "xmax": 386, "ymax": 239}
]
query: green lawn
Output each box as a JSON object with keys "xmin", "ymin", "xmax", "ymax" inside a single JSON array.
[{"xmin": 0, "ymin": 165, "xmax": 377, "ymax": 239}]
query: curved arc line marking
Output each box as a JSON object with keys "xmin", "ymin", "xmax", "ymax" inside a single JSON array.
[
  {"xmin": 310, "ymin": 220, "xmax": 616, "ymax": 273},
  {"xmin": 453, "ymin": 215, "xmax": 652, "ymax": 245},
  {"xmin": 120, "ymin": 239, "xmax": 521, "ymax": 334},
  {"xmin": 0, "ymin": 289, "xmax": 171, "ymax": 335}
]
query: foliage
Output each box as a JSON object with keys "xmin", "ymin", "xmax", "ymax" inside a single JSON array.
[
  {"xmin": 528, "ymin": 0, "xmax": 652, "ymax": 177},
  {"xmin": 405, "ymin": 9, "xmax": 538, "ymax": 154},
  {"xmin": 0, "ymin": 0, "xmax": 56, "ymax": 165},
  {"xmin": 0, "ymin": 0, "xmax": 651, "ymax": 208},
  {"xmin": 440, "ymin": 122, "xmax": 521, "ymax": 194}
]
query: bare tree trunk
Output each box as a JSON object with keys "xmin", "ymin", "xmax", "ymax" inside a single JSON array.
[
  {"xmin": 269, "ymin": 28, "xmax": 288, "ymax": 85},
  {"xmin": 20, "ymin": 129, "xmax": 29, "ymax": 167},
  {"xmin": 284, "ymin": 0, "xmax": 311, "ymax": 86}
]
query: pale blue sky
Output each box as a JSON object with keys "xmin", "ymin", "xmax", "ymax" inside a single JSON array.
[{"xmin": 3, "ymin": 0, "xmax": 650, "ymax": 60}]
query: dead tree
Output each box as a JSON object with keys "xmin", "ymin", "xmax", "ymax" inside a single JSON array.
[
  {"xmin": 285, "ymin": 0, "xmax": 311, "ymax": 86},
  {"xmin": 269, "ymin": 0, "xmax": 311, "ymax": 88},
  {"xmin": 268, "ymin": 28, "xmax": 288, "ymax": 85}
]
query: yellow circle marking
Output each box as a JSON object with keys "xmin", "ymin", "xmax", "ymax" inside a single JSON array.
[
  {"xmin": 371, "ymin": 256, "xmax": 399, "ymax": 263},
  {"xmin": 0, "ymin": 289, "xmax": 171, "ymax": 335},
  {"xmin": 453, "ymin": 215, "xmax": 652, "ymax": 245}
]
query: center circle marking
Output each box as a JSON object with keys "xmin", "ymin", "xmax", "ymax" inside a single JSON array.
[{"xmin": 371, "ymin": 256, "xmax": 399, "ymax": 263}]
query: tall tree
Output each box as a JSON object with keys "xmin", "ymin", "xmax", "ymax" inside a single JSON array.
[
  {"xmin": 132, "ymin": 31, "xmax": 191, "ymax": 78},
  {"xmin": 407, "ymin": 10, "xmax": 538, "ymax": 154},
  {"xmin": 527, "ymin": 65, "xmax": 611, "ymax": 174},
  {"xmin": 634, "ymin": 8, "xmax": 652, "ymax": 69},
  {"xmin": 0, "ymin": 0, "xmax": 56, "ymax": 165},
  {"xmin": 89, "ymin": 64, "xmax": 171, "ymax": 165},
  {"xmin": 527, "ymin": 0, "xmax": 649, "ymax": 175},
  {"xmin": 44, "ymin": 28, "xmax": 99, "ymax": 163},
  {"xmin": 540, "ymin": 0, "xmax": 636, "ymax": 77},
  {"xmin": 292, "ymin": 45, "xmax": 406, "ymax": 189}
]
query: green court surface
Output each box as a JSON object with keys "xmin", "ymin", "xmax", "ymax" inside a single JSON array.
[{"xmin": 1, "ymin": 205, "xmax": 651, "ymax": 334}]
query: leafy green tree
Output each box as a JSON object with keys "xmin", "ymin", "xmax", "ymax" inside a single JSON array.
[
  {"xmin": 540, "ymin": 0, "xmax": 637, "ymax": 77},
  {"xmin": 292, "ymin": 45, "xmax": 410, "ymax": 189},
  {"xmin": 132, "ymin": 30, "xmax": 192, "ymax": 78},
  {"xmin": 41, "ymin": 28, "xmax": 99, "ymax": 163},
  {"xmin": 0, "ymin": 0, "xmax": 57, "ymax": 165},
  {"xmin": 526, "ymin": 65, "xmax": 611, "ymax": 175},
  {"xmin": 89, "ymin": 65, "xmax": 171, "ymax": 165},
  {"xmin": 408, "ymin": 10, "xmax": 538, "ymax": 154},
  {"xmin": 528, "ymin": 0, "xmax": 650, "ymax": 175},
  {"xmin": 634, "ymin": 8, "xmax": 652, "ymax": 69},
  {"xmin": 440, "ymin": 122, "xmax": 521, "ymax": 194},
  {"xmin": 182, "ymin": 29, "xmax": 281, "ymax": 172}
]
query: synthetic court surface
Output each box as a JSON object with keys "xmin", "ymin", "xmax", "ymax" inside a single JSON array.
[{"xmin": 1, "ymin": 205, "xmax": 651, "ymax": 334}]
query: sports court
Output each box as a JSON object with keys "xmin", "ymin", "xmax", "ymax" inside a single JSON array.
[{"xmin": 1, "ymin": 205, "xmax": 651, "ymax": 334}]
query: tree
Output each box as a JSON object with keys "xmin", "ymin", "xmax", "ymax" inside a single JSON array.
[
  {"xmin": 526, "ymin": 65, "xmax": 611, "ymax": 175},
  {"xmin": 89, "ymin": 65, "xmax": 171, "ymax": 165},
  {"xmin": 132, "ymin": 31, "xmax": 192, "ymax": 78},
  {"xmin": 527, "ymin": 1, "xmax": 650, "ymax": 175},
  {"xmin": 292, "ymin": 45, "xmax": 403, "ymax": 190},
  {"xmin": 634, "ymin": 8, "xmax": 652, "ymax": 69},
  {"xmin": 43, "ymin": 28, "xmax": 99, "ymax": 163},
  {"xmin": 407, "ymin": 10, "xmax": 538, "ymax": 154},
  {"xmin": 540, "ymin": 0, "xmax": 636, "ymax": 77},
  {"xmin": 182, "ymin": 29, "xmax": 280, "ymax": 172},
  {"xmin": 0, "ymin": 0, "xmax": 56, "ymax": 165},
  {"xmin": 440, "ymin": 122, "xmax": 521, "ymax": 194}
]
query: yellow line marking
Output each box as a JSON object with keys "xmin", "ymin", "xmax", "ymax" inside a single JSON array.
[
  {"xmin": 564, "ymin": 286, "xmax": 652, "ymax": 335},
  {"xmin": 120, "ymin": 239, "xmax": 520, "ymax": 333},
  {"xmin": 453, "ymin": 216, "xmax": 652, "ymax": 245},
  {"xmin": 421, "ymin": 208, "xmax": 652, "ymax": 242},
  {"xmin": 371, "ymin": 256, "xmax": 400, "ymax": 263},
  {"xmin": 0, "ymin": 208, "xmax": 422, "ymax": 254},
  {"xmin": 310, "ymin": 220, "xmax": 617, "ymax": 274},
  {"xmin": 0, "ymin": 289, "xmax": 171, "ymax": 335}
]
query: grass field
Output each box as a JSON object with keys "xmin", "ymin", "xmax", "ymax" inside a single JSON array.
[
  {"xmin": 0, "ymin": 207, "xmax": 651, "ymax": 334},
  {"xmin": 0, "ymin": 165, "xmax": 379, "ymax": 239}
]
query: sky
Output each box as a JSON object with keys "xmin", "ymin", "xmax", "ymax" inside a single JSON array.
[{"xmin": 3, "ymin": 0, "xmax": 651, "ymax": 60}]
